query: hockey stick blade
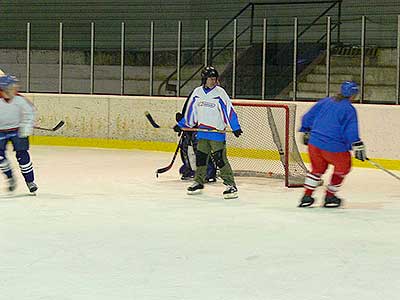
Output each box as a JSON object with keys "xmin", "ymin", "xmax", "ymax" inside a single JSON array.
[
  {"xmin": 51, "ymin": 120, "xmax": 65, "ymax": 131},
  {"xmin": 156, "ymin": 136, "xmax": 183, "ymax": 177},
  {"xmin": 34, "ymin": 120, "xmax": 65, "ymax": 132},
  {"xmin": 145, "ymin": 111, "xmax": 161, "ymax": 128},
  {"xmin": 366, "ymin": 158, "xmax": 400, "ymax": 181}
]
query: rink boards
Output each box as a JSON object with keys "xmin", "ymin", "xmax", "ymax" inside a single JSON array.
[{"xmin": 26, "ymin": 93, "xmax": 400, "ymax": 170}]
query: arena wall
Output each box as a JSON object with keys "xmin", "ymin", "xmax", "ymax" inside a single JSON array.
[{"xmin": 28, "ymin": 93, "xmax": 400, "ymax": 170}]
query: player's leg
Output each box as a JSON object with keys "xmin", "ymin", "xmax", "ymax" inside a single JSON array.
[
  {"xmin": 11, "ymin": 135, "xmax": 38, "ymax": 193},
  {"xmin": 179, "ymin": 132, "xmax": 195, "ymax": 180},
  {"xmin": 322, "ymin": 151, "xmax": 351, "ymax": 208},
  {"xmin": 205, "ymin": 157, "xmax": 217, "ymax": 183},
  {"xmin": 209, "ymin": 141, "xmax": 238, "ymax": 199},
  {"xmin": 187, "ymin": 139, "xmax": 210, "ymax": 194},
  {"xmin": 299, "ymin": 144, "xmax": 328, "ymax": 207},
  {"xmin": 0, "ymin": 134, "xmax": 16, "ymax": 192},
  {"xmin": 189, "ymin": 132, "xmax": 216, "ymax": 183}
]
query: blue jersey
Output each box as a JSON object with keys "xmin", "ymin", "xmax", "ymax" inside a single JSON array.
[{"xmin": 299, "ymin": 97, "xmax": 361, "ymax": 152}]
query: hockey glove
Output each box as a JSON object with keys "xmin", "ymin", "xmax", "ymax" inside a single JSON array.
[
  {"xmin": 173, "ymin": 124, "xmax": 182, "ymax": 133},
  {"xmin": 303, "ymin": 132, "xmax": 310, "ymax": 145},
  {"xmin": 175, "ymin": 112, "xmax": 184, "ymax": 122},
  {"xmin": 233, "ymin": 129, "xmax": 243, "ymax": 138},
  {"xmin": 18, "ymin": 126, "xmax": 33, "ymax": 138},
  {"xmin": 352, "ymin": 141, "xmax": 366, "ymax": 161}
]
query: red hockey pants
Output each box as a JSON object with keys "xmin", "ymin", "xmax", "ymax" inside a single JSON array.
[{"xmin": 305, "ymin": 144, "xmax": 352, "ymax": 197}]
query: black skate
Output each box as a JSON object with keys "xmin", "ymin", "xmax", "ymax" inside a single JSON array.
[
  {"xmin": 7, "ymin": 177, "xmax": 16, "ymax": 192},
  {"xmin": 187, "ymin": 182, "xmax": 204, "ymax": 195},
  {"xmin": 26, "ymin": 182, "xmax": 38, "ymax": 193},
  {"xmin": 181, "ymin": 174, "xmax": 194, "ymax": 180},
  {"xmin": 324, "ymin": 195, "xmax": 342, "ymax": 208},
  {"xmin": 298, "ymin": 195, "xmax": 315, "ymax": 207},
  {"xmin": 223, "ymin": 185, "xmax": 238, "ymax": 199}
]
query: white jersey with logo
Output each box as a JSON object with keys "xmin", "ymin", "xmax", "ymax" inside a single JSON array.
[
  {"xmin": 0, "ymin": 94, "xmax": 35, "ymax": 132},
  {"xmin": 179, "ymin": 85, "xmax": 241, "ymax": 142}
]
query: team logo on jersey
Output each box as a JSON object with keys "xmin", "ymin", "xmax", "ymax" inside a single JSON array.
[{"xmin": 198, "ymin": 101, "xmax": 216, "ymax": 108}]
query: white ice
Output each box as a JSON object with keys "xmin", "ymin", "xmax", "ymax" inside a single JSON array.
[{"xmin": 1, "ymin": 146, "xmax": 399, "ymax": 300}]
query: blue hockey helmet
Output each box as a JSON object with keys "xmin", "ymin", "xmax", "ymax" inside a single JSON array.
[
  {"xmin": 341, "ymin": 81, "xmax": 359, "ymax": 97},
  {"xmin": 0, "ymin": 74, "xmax": 19, "ymax": 90}
]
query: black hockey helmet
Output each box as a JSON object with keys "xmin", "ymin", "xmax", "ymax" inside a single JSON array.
[{"xmin": 201, "ymin": 66, "xmax": 219, "ymax": 85}]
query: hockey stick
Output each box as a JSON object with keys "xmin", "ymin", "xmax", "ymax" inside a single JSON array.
[
  {"xmin": 366, "ymin": 158, "xmax": 400, "ymax": 181},
  {"xmin": 34, "ymin": 121, "xmax": 65, "ymax": 132},
  {"xmin": 145, "ymin": 111, "xmax": 233, "ymax": 133},
  {"xmin": 156, "ymin": 135, "xmax": 183, "ymax": 177}
]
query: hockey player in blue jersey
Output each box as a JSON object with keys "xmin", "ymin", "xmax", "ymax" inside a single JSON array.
[
  {"xmin": 0, "ymin": 75, "xmax": 38, "ymax": 193},
  {"xmin": 298, "ymin": 81, "xmax": 366, "ymax": 208},
  {"xmin": 176, "ymin": 66, "xmax": 242, "ymax": 199}
]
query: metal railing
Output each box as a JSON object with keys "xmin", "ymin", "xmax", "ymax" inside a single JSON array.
[
  {"xmin": 3, "ymin": 3, "xmax": 400, "ymax": 104},
  {"xmin": 158, "ymin": 0, "xmax": 343, "ymax": 96}
]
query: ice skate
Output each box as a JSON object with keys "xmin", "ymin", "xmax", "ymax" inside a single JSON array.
[
  {"xmin": 324, "ymin": 195, "xmax": 342, "ymax": 208},
  {"xmin": 180, "ymin": 167, "xmax": 195, "ymax": 180},
  {"xmin": 7, "ymin": 176, "xmax": 16, "ymax": 192},
  {"xmin": 187, "ymin": 182, "xmax": 204, "ymax": 195},
  {"xmin": 298, "ymin": 195, "xmax": 315, "ymax": 207},
  {"xmin": 223, "ymin": 185, "xmax": 238, "ymax": 199},
  {"xmin": 205, "ymin": 177, "xmax": 217, "ymax": 183},
  {"xmin": 26, "ymin": 182, "xmax": 38, "ymax": 193},
  {"xmin": 181, "ymin": 173, "xmax": 194, "ymax": 180}
]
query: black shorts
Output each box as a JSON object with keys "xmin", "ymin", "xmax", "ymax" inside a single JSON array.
[{"xmin": 0, "ymin": 131, "xmax": 30, "ymax": 151}]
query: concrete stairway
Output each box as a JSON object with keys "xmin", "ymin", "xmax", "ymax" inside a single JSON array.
[{"xmin": 287, "ymin": 48, "xmax": 398, "ymax": 103}]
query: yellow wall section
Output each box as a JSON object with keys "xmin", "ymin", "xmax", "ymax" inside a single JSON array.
[
  {"xmin": 30, "ymin": 136, "xmax": 177, "ymax": 152},
  {"xmin": 31, "ymin": 135, "xmax": 400, "ymax": 171},
  {"xmin": 300, "ymin": 153, "xmax": 400, "ymax": 171}
]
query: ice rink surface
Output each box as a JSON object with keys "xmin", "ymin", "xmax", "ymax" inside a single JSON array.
[{"xmin": 1, "ymin": 146, "xmax": 399, "ymax": 300}]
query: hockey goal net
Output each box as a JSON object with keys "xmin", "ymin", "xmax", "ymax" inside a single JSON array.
[{"xmin": 226, "ymin": 101, "xmax": 307, "ymax": 187}]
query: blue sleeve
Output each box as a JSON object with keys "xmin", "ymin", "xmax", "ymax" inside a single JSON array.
[
  {"xmin": 228, "ymin": 109, "xmax": 240, "ymax": 131},
  {"xmin": 177, "ymin": 90, "xmax": 195, "ymax": 128},
  {"xmin": 342, "ymin": 106, "xmax": 360, "ymax": 145},
  {"xmin": 299, "ymin": 99, "xmax": 325, "ymax": 132},
  {"xmin": 218, "ymin": 97, "xmax": 241, "ymax": 131},
  {"xmin": 178, "ymin": 117, "xmax": 186, "ymax": 128},
  {"xmin": 178, "ymin": 95, "xmax": 198, "ymax": 128}
]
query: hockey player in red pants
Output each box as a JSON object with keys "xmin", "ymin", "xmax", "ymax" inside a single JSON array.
[{"xmin": 298, "ymin": 81, "xmax": 366, "ymax": 208}]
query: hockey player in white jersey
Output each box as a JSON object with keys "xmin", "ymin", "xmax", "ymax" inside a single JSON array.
[
  {"xmin": 176, "ymin": 66, "xmax": 243, "ymax": 199},
  {"xmin": 0, "ymin": 74, "xmax": 38, "ymax": 193}
]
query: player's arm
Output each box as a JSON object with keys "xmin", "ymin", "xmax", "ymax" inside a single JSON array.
[
  {"xmin": 343, "ymin": 107, "xmax": 366, "ymax": 161},
  {"xmin": 218, "ymin": 91, "xmax": 242, "ymax": 137},
  {"xmin": 299, "ymin": 100, "xmax": 325, "ymax": 145},
  {"xmin": 299, "ymin": 101, "xmax": 324, "ymax": 132},
  {"xmin": 177, "ymin": 94, "xmax": 198, "ymax": 129},
  {"xmin": 343, "ymin": 107, "xmax": 360, "ymax": 144},
  {"xmin": 18, "ymin": 96, "xmax": 36, "ymax": 137},
  {"xmin": 175, "ymin": 91, "xmax": 193, "ymax": 124}
]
